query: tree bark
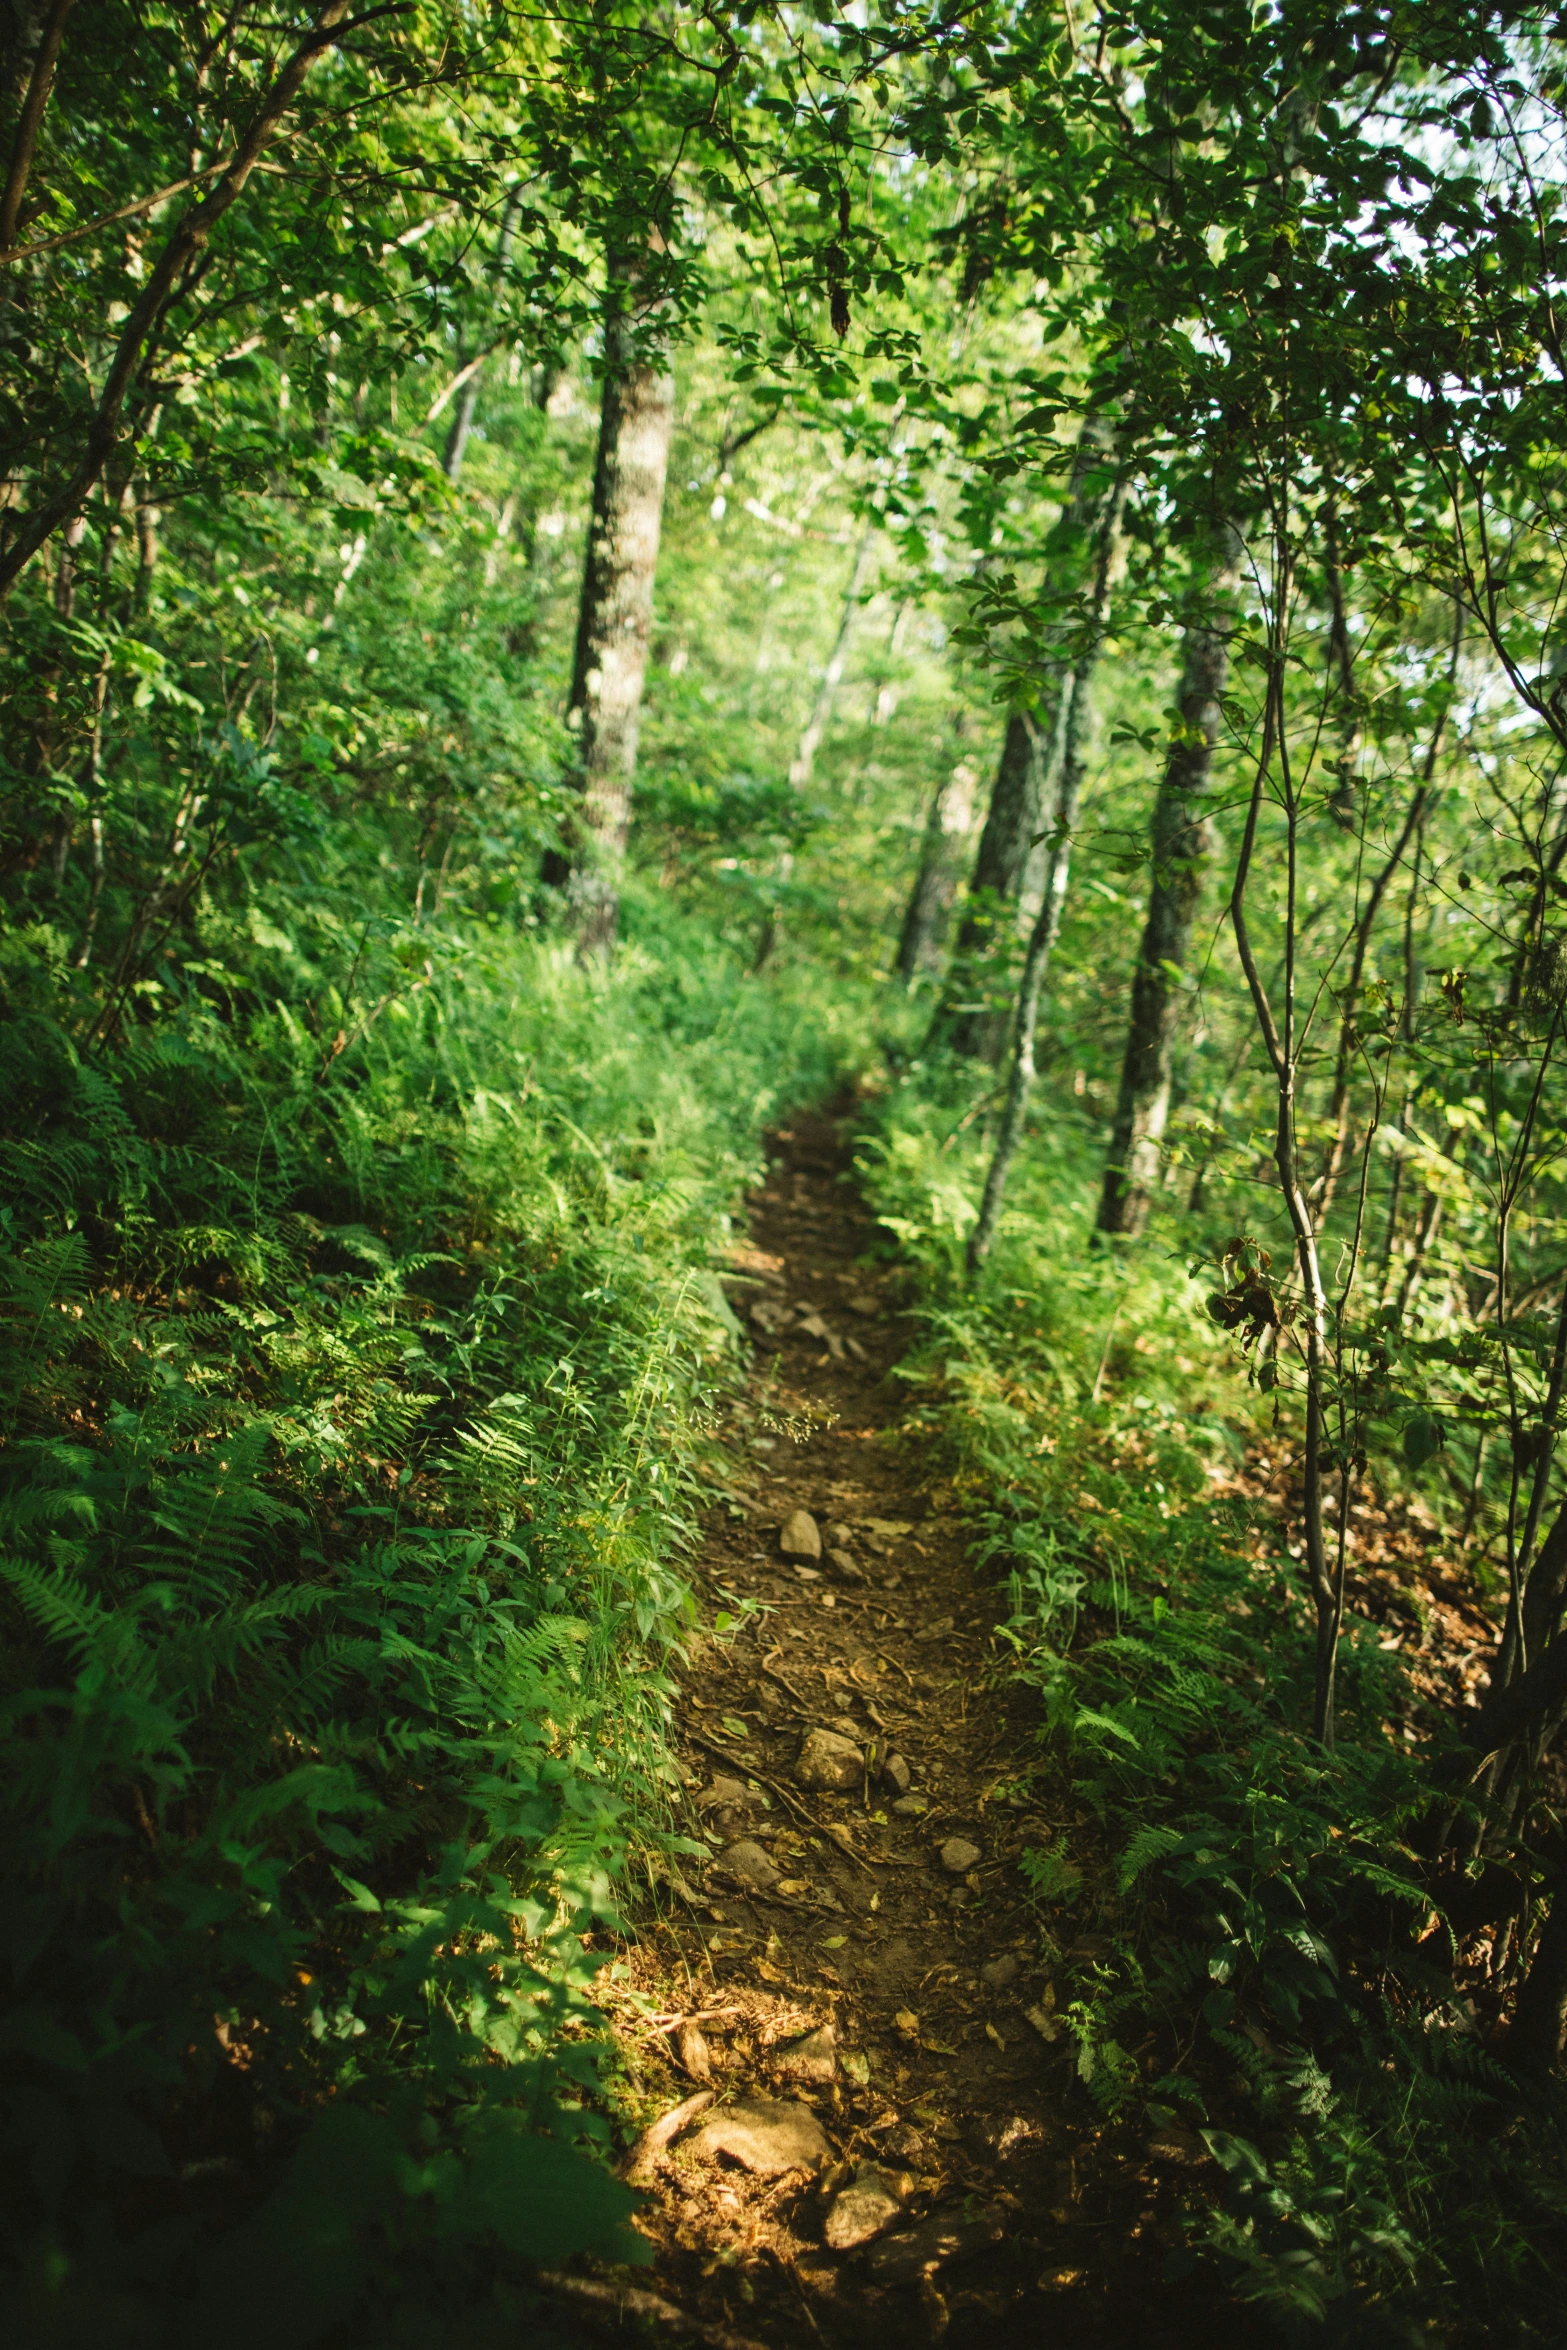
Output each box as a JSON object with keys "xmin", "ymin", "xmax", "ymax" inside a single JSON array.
[
  {"xmin": 896, "ymin": 739, "xmax": 978, "ymax": 983},
  {"xmin": 1097, "ymin": 535, "xmax": 1240, "ymax": 1235},
  {"xmin": 936, "ymin": 420, "xmax": 1119, "ymax": 1061},
  {"xmin": 965, "ymin": 479, "xmax": 1126, "ymax": 1272},
  {"xmin": 936, "ymin": 709, "xmax": 1047, "ymax": 1051},
  {"xmin": 1509, "ymin": 1866, "xmax": 1567, "ymax": 2071},
  {"xmin": 541, "ymin": 257, "xmax": 674, "ymax": 952}
]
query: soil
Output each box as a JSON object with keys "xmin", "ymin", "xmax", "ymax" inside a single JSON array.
[{"xmin": 542, "ymin": 1106, "xmax": 1272, "ymax": 2350}]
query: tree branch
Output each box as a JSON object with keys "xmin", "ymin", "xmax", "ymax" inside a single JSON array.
[
  {"xmin": 0, "ymin": 0, "xmax": 78, "ymax": 252},
  {"xmin": 0, "ymin": 0, "xmax": 373, "ymax": 596}
]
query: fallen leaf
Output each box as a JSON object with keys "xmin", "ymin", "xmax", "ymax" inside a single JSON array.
[
  {"xmin": 984, "ymin": 2022, "xmax": 1007, "ymax": 2050},
  {"xmin": 895, "ymin": 2008, "xmax": 920, "ymax": 2038}
]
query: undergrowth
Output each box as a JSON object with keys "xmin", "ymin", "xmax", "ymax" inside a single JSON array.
[
  {"xmin": 0, "ymin": 893, "xmax": 863, "ymax": 2347},
  {"xmin": 859, "ymin": 1080, "xmax": 1567, "ymax": 2346}
]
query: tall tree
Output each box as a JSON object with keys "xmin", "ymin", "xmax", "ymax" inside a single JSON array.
[
  {"xmin": 895, "ymin": 725, "xmax": 978, "ymax": 982},
  {"xmin": 542, "ymin": 253, "xmax": 675, "ymax": 951},
  {"xmin": 1096, "ymin": 526, "xmax": 1240, "ymax": 1236},
  {"xmin": 966, "ymin": 471, "xmax": 1127, "ymax": 1269},
  {"xmin": 935, "ymin": 417, "xmax": 1120, "ymax": 1060}
]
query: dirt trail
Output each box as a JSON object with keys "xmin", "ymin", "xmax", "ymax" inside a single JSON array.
[{"xmin": 565, "ymin": 1107, "xmax": 1233, "ymax": 2350}]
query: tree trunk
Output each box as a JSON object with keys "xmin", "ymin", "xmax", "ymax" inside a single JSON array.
[
  {"xmin": 1510, "ymin": 1867, "xmax": 1567, "ymax": 2071},
  {"xmin": 0, "ymin": 0, "xmax": 77, "ymax": 252},
  {"xmin": 441, "ymin": 196, "xmax": 520, "ymax": 485},
  {"xmin": 789, "ymin": 518, "xmax": 874, "ymax": 789},
  {"xmin": 541, "ymin": 258, "xmax": 674, "ymax": 952},
  {"xmin": 895, "ymin": 737, "xmax": 977, "ymax": 983},
  {"xmin": 752, "ymin": 519, "xmax": 874, "ymax": 972},
  {"xmin": 442, "ymin": 362, "xmax": 483, "ymax": 483},
  {"xmin": 966, "ymin": 478, "xmax": 1127, "ymax": 1271},
  {"xmin": 1097, "ymin": 537, "xmax": 1240, "ymax": 1236},
  {"xmin": 936, "ymin": 419, "xmax": 1119, "ymax": 1061},
  {"xmin": 936, "ymin": 710, "xmax": 1047, "ymax": 1055}
]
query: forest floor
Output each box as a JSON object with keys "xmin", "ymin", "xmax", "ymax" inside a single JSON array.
[{"xmin": 548, "ymin": 1106, "xmax": 1265, "ymax": 2350}]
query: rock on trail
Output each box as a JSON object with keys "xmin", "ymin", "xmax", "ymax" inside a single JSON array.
[
  {"xmin": 682, "ymin": 2095, "xmax": 832, "ymax": 2176},
  {"xmin": 795, "ymin": 1727, "xmax": 863, "ymax": 1790},
  {"xmin": 779, "ymin": 1507, "xmax": 822, "ymax": 1559}
]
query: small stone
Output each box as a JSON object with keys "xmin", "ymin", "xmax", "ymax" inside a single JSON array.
[
  {"xmin": 824, "ymin": 2162, "xmax": 910, "ymax": 2249},
  {"xmin": 676, "ymin": 2021, "xmax": 713, "ymax": 2080},
  {"xmin": 772, "ymin": 2023, "xmax": 837, "ymax": 2084},
  {"xmin": 880, "ymin": 2122, "xmax": 928, "ymax": 2165},
  {"xmin": 697, "ymin": 1775, "xmax": 757, "ymax": 1812},
  {"xmin": 829, "ymin": 1714, "xmax": 862, "ymax": 1740},
  {"xmin": 719, "ymin": 1839, "xmax": 781, "ymax": 1891},
  {"xmin": 882, "ymin": 1752, "xmax": 912, "ymax": 1796},
  {"xmin": 940, "ymin": 1837, "xmax": 982, "ymax": 1874},
  {"xmin": 894, "ymin": 2008, "xmax": 920, "ymax": 2040},
  {"xmin": 684, "ymin": 2095, "xmax": 832, "ymax": 2177},
  {"xmin": 795, "ymin": 1565, "xmax": 823, "ymax": 1581},
  {"xmin": 826, "ymin": 1547, "xmax": 866, "ymax": 1582},
  {"xmin": 891, "ymin": 1795, "xmax": 927, "ymax": 1817},
  {"xmin": 866, "ymin": 2206, "xmax": 1005, "ymax": 2286},
  {"xmin": 981, "ymin": 1953, "xmax": 1021, "ymax": 1992},
  {"xmin": 825, "ymin": 1522, "xmax": 854, "ymax": 1546},
  {"xmin": 780, "ymin": 1508, "xmax": 823, "ymax": 1561},
  {"xmin": 796, "ymin": 1728, "xmax": 863, "ymax": 1790},
  {"xmin": 846, "ymin": 1294, "xmax": 879, "ymax": 1319}
]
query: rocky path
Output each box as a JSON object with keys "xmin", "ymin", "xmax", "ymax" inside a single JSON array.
[{"xmin": 566, "ymin": 1107, "xmax": 1231, "ymax": 2350}]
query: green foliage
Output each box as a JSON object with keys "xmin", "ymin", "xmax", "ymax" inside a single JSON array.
[
  {"xmin": 864, "ymin": 1084, "xmax": 1567, "ymax": 2342},
  {"xmin": 0, "ymin": 897, "xmax": 855, "ymax": 2335}
]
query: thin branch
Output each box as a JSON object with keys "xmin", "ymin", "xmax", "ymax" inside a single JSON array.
[{"xmin": 0, "ymin": 0, "xmax": 78, "ymax": 251}]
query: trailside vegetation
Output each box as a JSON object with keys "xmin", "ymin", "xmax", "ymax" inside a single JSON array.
[{"xmin": 6, "ymin": 0, "xmax": 1567, "ymax": 2339}]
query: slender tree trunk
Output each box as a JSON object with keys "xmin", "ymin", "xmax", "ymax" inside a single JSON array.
[
  {"xmin": 753, "ymin": 519, "xmax": 874, "ymax": 972},
  {"xmin": 788, "ymin": 519, "xmax": 874, "ymax": 789},
  {"xmin": 937, "ymin": 419, "xmax": 1120, "ymax": 1062},
  {"xmin": 442, "ymin": 196, "xmax": 520, "ymax": 484},
  {"xmin": 1510, "ymin": 1867, "xmax": 1567, "ymax": 2070},
  {"xmin": 133, "ymin": 481, "xmax": 159, "ymax": 611},
  {"xmin": 442, "ymin": 360, "xmax": 483, "ymax": 482},
  {"xmin": 966, "ymin": 479, "xmax": 1127, "ymax": 1272},
  {"xmin": 936, "ymin": 710, "xmax": 1047, "ymax": 1054},
  {"xmin": 896, "ymin": 735, "xmax": 977, "ymax": 983},
  {"xmin": 1314, "ymin": 605, "xmax": 1459, "ymax": 1220},
  {"xmin": 541, "ymin": 255, "xmax": 674, "ymax": 952},
  {"xmin": 0, "ymin": 0, "xmax": 76, "ymax": 252},
  {"xmin": 1097, "ymin": 534, "xmax": 1240, "ymax": 1235}
]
